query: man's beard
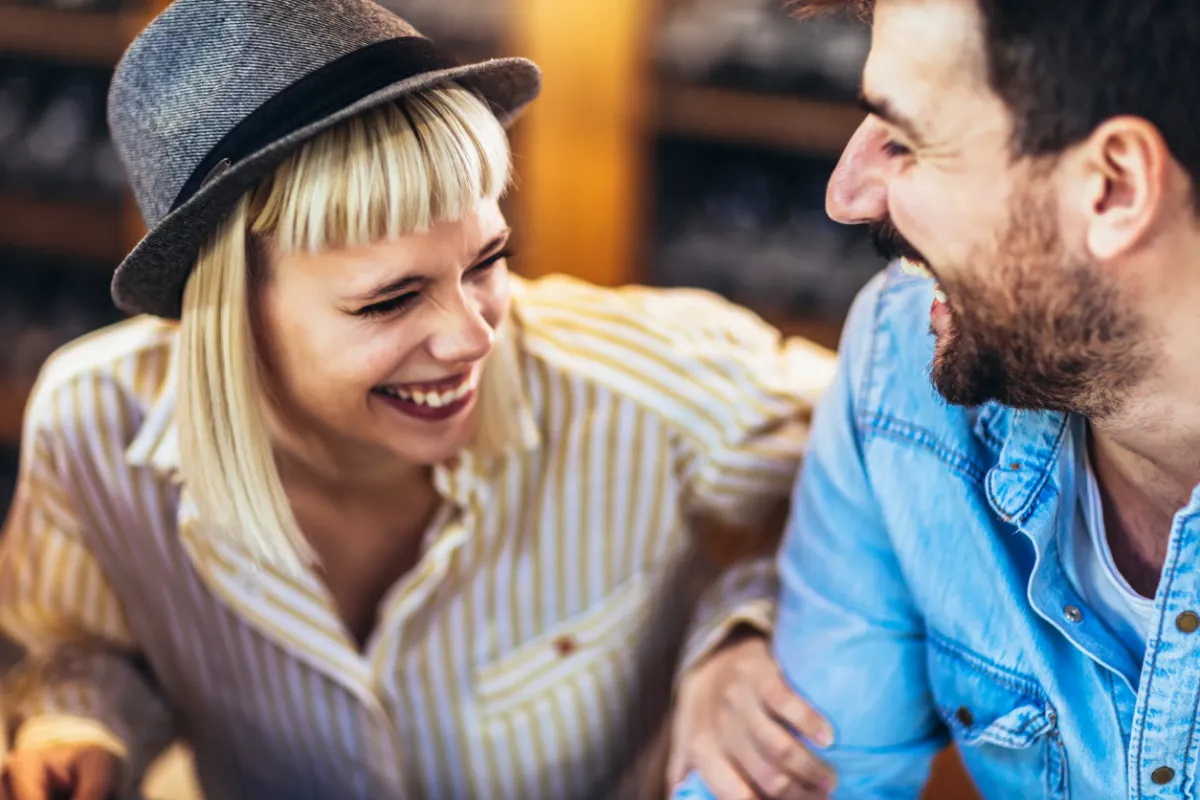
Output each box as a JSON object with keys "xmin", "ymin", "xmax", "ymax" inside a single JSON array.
[{"xmin": 874, "ymin": 187, "xmax": 1149, "ymax": 418}]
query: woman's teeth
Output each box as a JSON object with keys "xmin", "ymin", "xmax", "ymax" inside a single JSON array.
[{"xmin": 379, "ymin": 373, "xmax": 478, "ymax": 407}]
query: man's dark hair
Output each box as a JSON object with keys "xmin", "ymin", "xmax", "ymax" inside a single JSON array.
[{"xmin": 797, "ymin": 0, "xmax": 1200, "ymax": 205}]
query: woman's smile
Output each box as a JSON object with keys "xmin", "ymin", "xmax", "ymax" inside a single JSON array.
[{"xmin": 372, "ymin": 367, "xmax": 481, "ymax": 422}]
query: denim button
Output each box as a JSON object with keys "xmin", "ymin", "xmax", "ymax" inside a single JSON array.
[
  {"xmin": 955, "ymin": 706, "xmax": 974, "ymax": 727},
  {"xmin": 1064, "ymin": 605, "xmax": 1083, "ymax": 623},
  {"xmin": 1177, "ymin": 611, "xmax": 1199, "ymax": 633},
  {"xmin": 1151, "ymin": 766, "xmax": 1175, "ymax": 785}
]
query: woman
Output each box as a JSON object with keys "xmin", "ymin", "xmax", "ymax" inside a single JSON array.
[{"xmin": 0, "ymin": 1, "xmax": 836, "ymax": 798}]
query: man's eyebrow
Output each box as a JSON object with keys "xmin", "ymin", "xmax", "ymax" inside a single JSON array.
[{"xmin": 858, "ymin": 92, "xmax": 927, "ymax": 146}]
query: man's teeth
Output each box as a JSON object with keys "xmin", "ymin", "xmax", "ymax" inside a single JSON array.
[
  {"xmin": 899, "ymin": 256, "xmax": 935, "ymax": 280},
  {"xmin": 379, "ymin": 373, "xmax": 478, "ymax": 406},
  {"xmin": 933, "ymin": 287, "xmax": 949, "ymax": 304}
]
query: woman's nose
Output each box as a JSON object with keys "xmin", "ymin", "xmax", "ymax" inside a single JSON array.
[{"xmin": 427, "ymin": 294, "xmax": 495, "ymax": 365}]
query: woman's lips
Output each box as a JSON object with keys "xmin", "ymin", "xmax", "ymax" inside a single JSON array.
[
  {"xmin": 375, "ymin": 386, "xmax": 477, "ymax": 422},
  {"xmin": 373, "ymin": 369, "xmax": 480, "ymax": 422}
]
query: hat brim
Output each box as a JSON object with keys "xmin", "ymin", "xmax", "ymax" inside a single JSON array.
[{"xmin": 112, "ymin": 57, "xmax": 541, "ymax": 319}]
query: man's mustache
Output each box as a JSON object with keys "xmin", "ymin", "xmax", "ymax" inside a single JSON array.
[{"xmin": 868, "ymin": 219, "xmax": 928, "ymax": 265}]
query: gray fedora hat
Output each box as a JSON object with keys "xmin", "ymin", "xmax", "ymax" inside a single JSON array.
[{"xmin": 107, "ymin": 0, "xmax": 541, "ymax": 319}]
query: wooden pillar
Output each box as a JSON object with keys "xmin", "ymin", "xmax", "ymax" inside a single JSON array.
[{"xmin": 506, "ymin": 0, "xmax": 652, "ymax": 286}]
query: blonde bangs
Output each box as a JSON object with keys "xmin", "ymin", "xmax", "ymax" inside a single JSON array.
[{"xmin": 249, "ymin": 85, "xmax": 512, "ymax": 254}]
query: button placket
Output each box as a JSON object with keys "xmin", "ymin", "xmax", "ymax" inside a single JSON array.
[{"xmin": 1132, "ymin": 517, "xmax": 1200, "ymax": 796}]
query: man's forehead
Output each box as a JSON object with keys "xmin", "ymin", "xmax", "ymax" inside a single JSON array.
[
  {"xmin": 868, "ymin": 0, "xmax": 988, "ymax": 95},
  {"xmin": 864, "ymin": 0, "xmax": 988, "ymax": 106}
]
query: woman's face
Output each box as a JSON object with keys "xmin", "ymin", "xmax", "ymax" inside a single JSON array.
[{"xmin": 256, "ymin": 200, "xmax": 512, "ymax": 468}]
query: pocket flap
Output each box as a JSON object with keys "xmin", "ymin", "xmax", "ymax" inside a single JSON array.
[
  {"xmin": 475, "ymin": 573, "xmax": 653, "ymax": 716},
  {"xmin": 927, "ymin": 635, "xmax": 1055, "ymax": 749}
]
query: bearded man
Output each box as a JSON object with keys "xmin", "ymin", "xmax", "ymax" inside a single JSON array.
[{"xmin": 671, "ymin": 0, "xmax": 1200, "ymax": 797}]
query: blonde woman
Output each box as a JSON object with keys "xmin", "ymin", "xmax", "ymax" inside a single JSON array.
[{"xmin": 0, "ymin": 1, "xmax": 837, "ymax": 799}]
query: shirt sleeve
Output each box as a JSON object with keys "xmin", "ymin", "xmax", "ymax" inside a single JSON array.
[
  {"xmin": 0, "ymin": 414, "xmax": 176, "ymax": 798},
  {"xmin": 675, "ymin": 315, "xmax": 835, "ymax": 530},
  {"xmin": 671, "ymin": 300, "xmax": 837, "ymax": 674},
  {"xmin": 672, "ymin": 275, "xmax": 948, "ymax": 800}
]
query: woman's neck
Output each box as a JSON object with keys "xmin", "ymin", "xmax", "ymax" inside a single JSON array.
[
  {"xmin": 272, "ymin": 424, "xmax": 430, "ymax": 500},
  {"xmin": 261, "ymin": 387, "xmax": 429, "ymax": 496}
]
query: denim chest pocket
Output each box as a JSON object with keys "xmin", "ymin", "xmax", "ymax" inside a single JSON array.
[{"xmin": 926, "ymin": 634, "xmax": 1069, "ymax": 799}]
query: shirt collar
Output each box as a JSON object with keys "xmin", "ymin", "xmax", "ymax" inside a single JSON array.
[
  {"xmin": 974, "ymin": 402, "xmax": 1072, "ymax": 524},
  {"xmin": 125, "ymin": 335, "xmax": 182, "ymax": 479}
]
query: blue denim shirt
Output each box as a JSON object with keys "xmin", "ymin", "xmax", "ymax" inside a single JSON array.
[{"xmin": 673, "ymin": 265, "xmax": 1200, "ymax": 799}]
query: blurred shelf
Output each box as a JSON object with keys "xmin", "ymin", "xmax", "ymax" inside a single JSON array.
[
  {"xmin": 0, "ymin": 4, "xmax": 142, "ymax": 66},
  {"xmin": 0, "ymin": 381, "xmax": 30, "ymax": 446},
  {"xmin": 0, "ymin": 190, "xmax": 125, "ymax": 261},
  {"xmin": 656, "ymin": 82, "xmax": 864, "ymax": 157},
  {"xmin": 768, "ymin": 313, "xmax": 843, "ymax": 351}
]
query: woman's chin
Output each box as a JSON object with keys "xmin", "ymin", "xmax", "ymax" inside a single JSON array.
[{"xmin": 381, "ymin": 408, "xmax": 479, "ymax": 467}]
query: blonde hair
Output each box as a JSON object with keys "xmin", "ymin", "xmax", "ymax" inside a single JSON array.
[{"xmin": 178, "ymin": 86, "xmax": 512, "ymax": 574}]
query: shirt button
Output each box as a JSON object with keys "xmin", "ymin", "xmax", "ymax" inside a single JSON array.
[
  {"xmin": 954, "ymin": 706, "xmax": 974, "ymax": 727},
  {"xmin": 236, "ymin": 569, "xmax": 262, "ymax": 595},
  {"xmin": 1176, "ymin": 611, "xmax": 1200, "ymax": 634},
  {"xmin": 553, "ymin": 635, "xmax": 578, "ymax": 657},
  {"xmin": 1151, "ymin": 766, "xmax": 1175, "ymax": 785},
  {"xmin": 1063, "ymin": 605, "xmax": 1083, "ymax": 623}
]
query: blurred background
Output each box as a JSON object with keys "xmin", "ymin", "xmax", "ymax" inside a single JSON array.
[{"xmin": 0, "ymin": 0, "xmax": 974, "ymax": 796}]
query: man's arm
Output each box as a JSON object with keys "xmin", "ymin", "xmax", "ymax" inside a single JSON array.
[{"xmin": 769, "ymin": 285, "xmax": 947, "ymax": 797}]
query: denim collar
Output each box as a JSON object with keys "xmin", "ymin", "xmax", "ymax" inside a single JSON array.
[{"xmin": 973, "ymin": 403, "xmax": 1072, "ymax": 525}]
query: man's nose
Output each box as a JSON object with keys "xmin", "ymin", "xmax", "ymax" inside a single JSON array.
[{"xmin": 826, "ymin": 116, "xmax": 889, "ymax": 224}]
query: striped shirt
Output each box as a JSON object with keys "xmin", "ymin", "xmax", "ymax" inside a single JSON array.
[{"xmin": 0, "ymin": 274, "xmax": 835, "ymax": 800}]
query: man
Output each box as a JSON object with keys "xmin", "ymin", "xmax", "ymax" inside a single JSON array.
[{"xmin": 674, "ymin": 0, "xmax": 1200, "ymax": 797}]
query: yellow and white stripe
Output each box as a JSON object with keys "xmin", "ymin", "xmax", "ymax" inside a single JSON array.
[{"xmin": 0, "ymin": 274, "xmax": 834, "ymax": 800}]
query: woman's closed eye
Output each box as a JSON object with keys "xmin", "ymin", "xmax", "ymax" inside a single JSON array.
[
  {"xmin": 353, "ymin": 249, "xmax": 513, "ymax": 318},
  {"xmin": 469, "ymin": 247, "xmax": 513, "ymax": 279},
  {"xmin": 355, "ymin": 289, "xmax": 420, "ymax": 318}
]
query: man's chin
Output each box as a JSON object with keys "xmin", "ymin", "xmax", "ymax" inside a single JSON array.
[
  {"xmin": 930, "ymin": 321, "xmax": 955, "ymax": 365},
  {"xmin": 930, "ymin": 352, "xmax": 999, "ymax": 409}
]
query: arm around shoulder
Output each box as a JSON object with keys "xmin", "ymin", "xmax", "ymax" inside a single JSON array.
[{"xmin": 671, "ymin": 272, "xmax": 948, "ymax": 800}]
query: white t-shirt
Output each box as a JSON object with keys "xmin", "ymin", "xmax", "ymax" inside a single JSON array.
[{"xmin": 1063, "ymin": 436, "xmax": 1157, "ymax": 664}]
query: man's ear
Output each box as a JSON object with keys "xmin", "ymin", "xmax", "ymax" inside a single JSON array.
[{"xmin": 1076, "ymin": 116, "xmax": 1170, "ymax": 261}]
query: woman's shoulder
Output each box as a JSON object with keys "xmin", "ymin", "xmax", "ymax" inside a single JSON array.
[
  {"xmin": 512, "ymin": 273, "xmax": 785, "ymax": 354},
  {"xmin": 21, "ymin": 316, "xmax": 178, "ymax": 448},
  {"xmin": 509, "ymin": 274, "xmax": 825, "ymax": 434}
]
